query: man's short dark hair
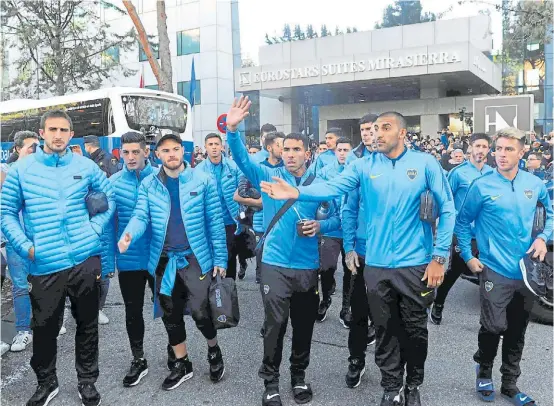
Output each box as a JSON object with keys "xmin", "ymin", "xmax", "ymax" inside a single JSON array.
[
  {"xmin": 264, "ymin": 131, "xmax": 285, "ymax": 149},
  {"xmin": 248, "ymin": 144, "xmax": 261, "ymax": 151},
  {"xmin": 336, "ymin": 137, "xmax": 352, "ymax": 147},
  {"xmin": 377, "ymin": 111, "xmax": 407, "ymax": 130},
  {"xmin": 529, "ymin": 152, "xmax": 543, "ymax": 160},
  {"xmin": 359, "ymin": 113, "xmax": 378, "ymax": 126},
  {"xmin": 40, "ymin": 109, "xmax": 73, "ymax": 131},
  {"xmin": 205, "ymin": 133, "xmax": 222, "ymax": 143},
  {"xmin": 325, "ymin": 128, "xmax": 342, "ymax": 137},
  {"xmin": 13, "ymin": 131, "xmax": 39, "ymax": 149},
  {"xmin": 319, "ymin": 140, "xmax": 327, "ymax": 146},
  {"xmin": 470, "ymin": 133, "xmax": 491, "ymax": 146},
  {"xmin": 121, "ymin": 131, "xmax": 147, "ymax": 149},
  {"xmin": 260, "ymin": 123, "xmax": 277, "ymax": 134},
  {"xmin": 284, "ymin": 132, "xmax": 309, "ymax": 150}
]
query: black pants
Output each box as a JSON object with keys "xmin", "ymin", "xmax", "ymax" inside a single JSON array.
[
  {"xmin": 258, "ymin": 263, "xmax": 319, "ymax": 384},
  {"xmin": 474, "ymin": 266, "xmax": 535, "ymax": 385},
  {"xmin": 348, "ymin": 256, "xmax": 371, "ymax": 363},
  {"xmin": 225, "ymin": 224, "xmax": 239, "ymax": 280},
  {"xmin": 29, "ymin": 256, "xmax": 101, "ymax": 385},
  {"xmin": 435, "ymin": 237, "xmax": 479, "ymax": 305},
  {"xmin": 255, "ymin": 232, "xmax": 264, "ymax": 282},
  {"xmin": 118, "ymin": 270, "xmax": 155, "ymax": 359},
  {"xmin": 365, "ymin": 265, "xmax": 433, "ymax": 391},
  {"xmin": 319, "ymin": 237, "xmax": 351, "ymax": 308},
  {"xmin": 156, "ymin": 254, "xmax": 216, "ymax": 346}
]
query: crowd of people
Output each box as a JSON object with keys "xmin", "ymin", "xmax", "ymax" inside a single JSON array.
[{"xmin": 0, "ymin": 99, "xmax": 552, "ymax": 406}]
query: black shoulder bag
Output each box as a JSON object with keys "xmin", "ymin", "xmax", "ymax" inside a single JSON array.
[{"xmin": 255, "ymin": 173, "xmax": 316, "ymax": 254}]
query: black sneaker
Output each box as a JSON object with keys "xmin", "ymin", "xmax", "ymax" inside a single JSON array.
[
  {"xmin": 367, "ymin": 323, "xmax": 376, "ymax": 345},
  {"xmin": 26, "ymin": 379, "xmax": 59, "ymax": 406},
  {"xmin": 162, "ymin": 357, "xmax": 193, "ymax": 390},
  {"xmin": 330, "ymin": 280, "xmax": 336, "ymax": 296},
  {"xmin": 77, "ymin": 383, "xmax": 101, "ymax": 406},
  {"xmin": 238, "ymin": 263, "xmax": 247, "ymax": 280},
  {"xmin": 260, "ymin": 325, "xmax": 265, "ymax": 337},
  {"xmin": 380, "ymin": 387, "xmax": 404, "ymax": 406},
  {"xmin": 520, "ymin": 253, "xmax": 548, "ymax": 297},
  {"xmin": 167, "ymin": 344, "xmax": 176, "ymax": 371},
  {"xmin": 262, "ymin": 386, "xmax": 282, "ymax": 406},
  {"xmin": 345, "ymin": 358, "xmax": 365, "ymax": 388},
  {"xmin": 430, "ymin": 303, "xmax": 444, "ymax": 325},
  {"xmin": 291, "ymin": 375, "xmax": 313, "ymax": 404},
  {"xmin": 123, "ymin": 358, "xmax": 148, "ymax": 387},
  {"xmin": 207, "ymin": 345, "xmax": 225, "ymax": 382},
  {"xmin": 339, "ymin": 308, "xmax": 353, "ymax": 329},
  {"xmin": 316, "ymin": 298, "xmax": 331, "ymax": 322},
  {"xmin": 405, "ymin": 386, "xmax": 421, "ymax": 406}
]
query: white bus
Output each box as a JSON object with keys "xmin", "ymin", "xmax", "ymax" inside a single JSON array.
[{"xmin": 0, "ymin": 87, "xmax": 193, "ymax": 163}]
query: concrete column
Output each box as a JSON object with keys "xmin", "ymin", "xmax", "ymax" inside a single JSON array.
[
  {"xmin": 260, "ymin": 96, "xmax": 293, "ymax": 133},
  {"xmin": 420, "ymin": 114, "xmax": 441, "ymax": 136}
]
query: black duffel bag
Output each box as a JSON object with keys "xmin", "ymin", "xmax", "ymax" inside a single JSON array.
[{"xmin": 209, "ymin": 274, "xmax": 240, "ymax": 330}]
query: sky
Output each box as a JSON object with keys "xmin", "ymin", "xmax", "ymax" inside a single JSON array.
[{"xmin": 237, "ymin": 0, "xmax": 503, "ymax": 63}]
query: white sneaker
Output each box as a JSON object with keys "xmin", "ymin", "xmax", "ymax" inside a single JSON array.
[
  {"xmin": 98, "ymin": 310, "xmax": 109, "ymax": 325},
  {"xmin": 58, "ymin": 325, "xmax": 67, "ymax": 338},
  {"xmin": 10, "ymin": 331, "xmax": 33, "ymax": 352},
  {"xmin": 1, "ymin": 341, "xmax": 10, "ymax": 356}
]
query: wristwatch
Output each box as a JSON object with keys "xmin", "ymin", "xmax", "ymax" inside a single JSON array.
[{"xmin": 432, "ymin": 255, "xmax": 446, "ymax": 265}]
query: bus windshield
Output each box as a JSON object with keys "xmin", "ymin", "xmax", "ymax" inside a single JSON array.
[{"xmin": 122, "ymin": 95, "xmax": 188, "ymax": 133}]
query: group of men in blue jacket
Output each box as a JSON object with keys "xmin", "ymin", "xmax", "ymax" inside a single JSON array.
[
  {"xmin": 226, "ymin": 96, "xmax": 551, "ymax": 406},
  {"xmin": 1, "ymin": 99, "xmax": 552, "ymax": 406}
]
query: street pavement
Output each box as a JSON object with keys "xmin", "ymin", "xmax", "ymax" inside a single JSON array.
[{"xmin": 1, "ymin": 261, "xmax": 553, "ymax": 406}]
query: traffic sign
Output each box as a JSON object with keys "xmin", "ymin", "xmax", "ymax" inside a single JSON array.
[
  {"xmin": 217, "ymin": 114, "xmax": 227, "ymax": 134},
  {"xmin": 473, "ymin": 95, "xmax": 534, "ymax": 135}
]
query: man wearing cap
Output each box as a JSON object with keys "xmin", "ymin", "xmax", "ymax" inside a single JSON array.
[
  {"xmin": 84, "ymin": 135, "xmax": 119, "ymax": 178},
  {"xmin": 118, "ymin": 132, "xmax": 228, "ymax": 391}
]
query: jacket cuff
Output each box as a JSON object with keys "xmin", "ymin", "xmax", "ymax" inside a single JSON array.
[
  {"xmin": 432, "ymin": 246, "xmax": 450, "ymax": 259},
  {"xmin": 18, "ymin": 240, "xmax": 33, "ymax": 260}
]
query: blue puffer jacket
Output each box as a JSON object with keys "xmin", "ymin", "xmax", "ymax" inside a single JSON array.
[
  {"xmin": 253, "ymin": 159, "xmax": 284, "ymax": 233},
  {"xmin": 122, "ymin": 166, "xmax": 228, "ymax": 275},
  {"xmin": 227, "ymin": 130, "xmax": 340, "ymax": 270},
  {"xmin": 195, "ymin": 157, "xmax": 241, "ymax": 228},
  {"xmin": 103, "ymin": 162, "xmax": 158, "ymax": 274},
  {"xmin": 1, "ymin": 147, "xmax": 115, "ymax": 276},
  {"xmin": 318, "ymin": 159, "xmax": 344, "ymax": 238}
]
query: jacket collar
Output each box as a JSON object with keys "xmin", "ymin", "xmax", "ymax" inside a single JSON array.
[
  {"xmin": 35, "ymin": 146, "xmax": 73, "ymax": 167},
  {"xmin": 383, "ymin": 146, "xmax": 408, "ymax": 164},
  {"xmin": 122, "ymin": 161, "xmax": 154, "ymax": 180},
  {"xmin": 157, "ymin": 161, "xmax": 189, "ymax": 185}
]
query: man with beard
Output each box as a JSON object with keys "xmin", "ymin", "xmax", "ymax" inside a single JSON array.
[
  {"xmin": 1, "ymin": 110, "xmax": 115, "ymax": 406},
  {"xmin": 456, "ymin": 128, "xmax": 552, "ymax": 405},
  {"xmin": 118, "ymin": 133, "xmax": 228, "ymax": 391},
  {"xmin": 430, "ymin": 133, "xmax": 493, "ymax": 325},
  {"xmin": 261, "ymin": 111, "xmax": 455, "ymax": 406},
  {"xmin": 225, "ymin": 96, "xmax": 339, "ymax": 406}
]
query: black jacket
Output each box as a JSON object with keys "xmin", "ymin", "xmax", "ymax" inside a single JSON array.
[{"xmin": 90, "ymin": 148, "xmax": 119, "ymax": 178}]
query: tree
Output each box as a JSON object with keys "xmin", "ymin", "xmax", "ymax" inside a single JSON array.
[
  {"xmin": 335, "ymin": 26, "xmax": 343, "ymax": 35},
  {"xmin": 1, "ymin": 0, "xmax": 136, "ymax": 97},
  {"xmin": 156, "ymin": 1, "xmax": 173, "ymax": 93},
  {"xmin": 123, "ymin": 1, "xmax": 164, "ymax": 91},
  {"xmin": 293, "ymin": 25, "xmax": 305, "ymax": 41},
  {"xmin": 306, "ymin": 24, "xmax": 318, "ymax": 39},
  {"xmin": 375, "ymin": 1, "xmax": 436, "ymax": 29},
  {"xmin": 264, "ymin": 33, "xmax": 273, "ymax": 45},
  {"xmin": 281, "ymin": 24, "xmax": 292, "ymax": 42},
  {"xmin": 352, "ymin": 27, "xmax": 358, "ymax": 33},
  {"xmin": 320, "ymin": 24, "xmax": 330, "ymax": 37}
]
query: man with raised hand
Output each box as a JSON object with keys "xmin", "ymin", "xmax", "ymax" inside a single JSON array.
[
  {"xmin": 430, "ymin": 133, "xmax": 493, "ymax": 325},
  {"xmin": 118, "ymin": 133, "xmax": 228, "ymax": 391},
  {"xmin": 225, "ymin": 96, "xmax": 339, "ymax": 406},
  {"xmin": 104, "ymin": 131, "xmax": 160, "ymax": 387},
  {"xmin": 1, "ymin": 110, "xmax": 115, "ymax": 406},
  {"xmin": 195, "ymin": 133, "xmax": 242, "ymax": 280},
  {"xmin": 261, "ymin": 111, "xmax": 455, "ymax": 406},
  {"xmin": 456, "ymin": 127, "xmax": 552, "ymax": 406}
]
